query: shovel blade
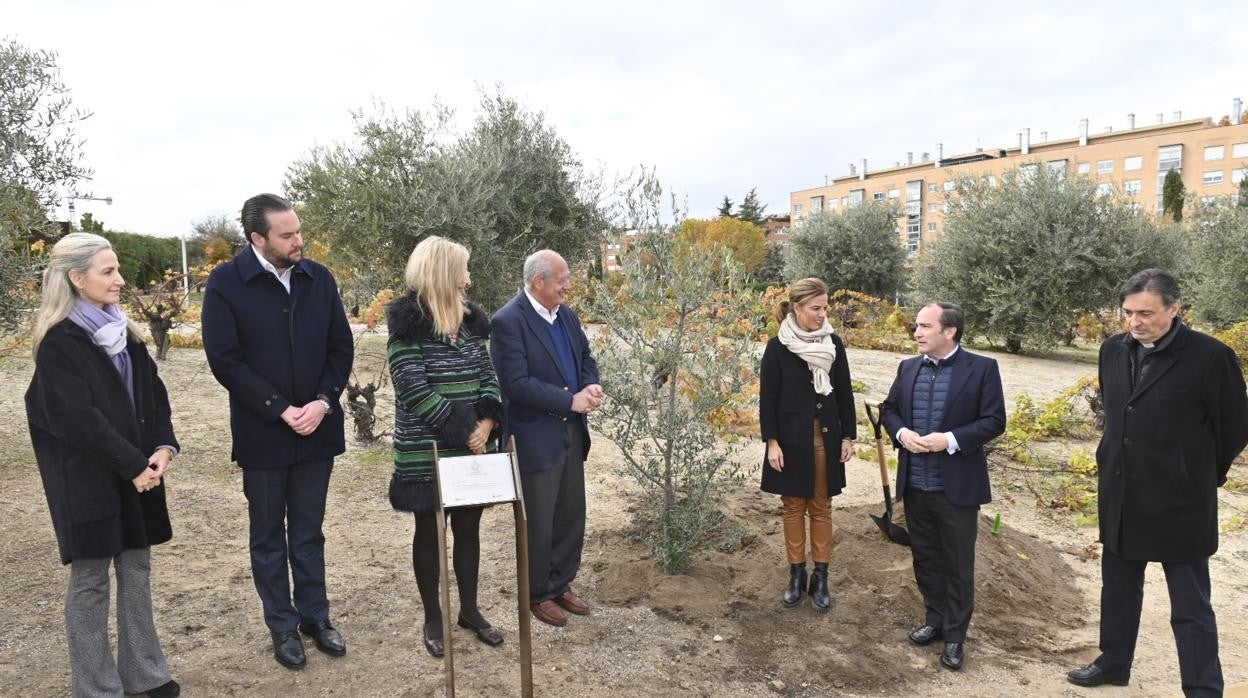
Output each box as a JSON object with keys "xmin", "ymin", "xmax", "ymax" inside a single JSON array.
[{"xmin": 870, "ymin": 512, "xmax": 911, "ymax": 547}]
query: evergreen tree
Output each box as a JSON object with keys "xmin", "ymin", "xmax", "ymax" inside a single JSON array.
[
  {"xmin": 1162, "ymin": 169, "xmax": 1185, "ymax": 221},
  {"xmin": 1238, "ymin": 172, "xmax": 1248, "ymax": 210},
  {"xmin": 716, "ymin": 196, "xmax": 734, "ymax": 218},
  {"xmin": 737, "ymin": 188, "xmax": 767, "ymax": 225}
]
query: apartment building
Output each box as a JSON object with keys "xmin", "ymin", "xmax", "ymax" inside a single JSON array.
[{"xmin": 791, "ymin": 99, "xmax": 1248, "ymax": 255}]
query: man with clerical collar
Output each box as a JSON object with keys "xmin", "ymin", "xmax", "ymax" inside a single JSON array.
[{"xmin": 1068, "ymin": 268, "xmax": 1248, "ymax": 697}]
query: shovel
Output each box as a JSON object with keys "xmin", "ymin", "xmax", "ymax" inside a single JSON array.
[{"xmin": 865, "ymin": 400, "xmax": 910, "ymax": 546}]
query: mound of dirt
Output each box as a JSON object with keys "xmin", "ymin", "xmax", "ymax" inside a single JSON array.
[{"xmin": 595, "ymin": 488, "xmax": 1088, "ymax": 692}]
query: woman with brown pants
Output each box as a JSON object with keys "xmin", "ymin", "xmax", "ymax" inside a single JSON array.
[{"xmin": 758, "ymin": 278, "xmax": 857, "ymax": 613}]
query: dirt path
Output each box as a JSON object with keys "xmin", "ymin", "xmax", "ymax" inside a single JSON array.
[{"xmin": 2, "ymin": 341, "xmax": 1245, "ymax": 697}]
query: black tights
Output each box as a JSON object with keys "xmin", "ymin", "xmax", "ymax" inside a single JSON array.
[{"xmin": 412, "ymin": 507, "xmax": 486, "ymax": 639}]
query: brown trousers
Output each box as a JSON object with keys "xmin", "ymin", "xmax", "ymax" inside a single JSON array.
[{"xmin": 782, "ymin": 418, "xmax": 833, "ymax": 564}]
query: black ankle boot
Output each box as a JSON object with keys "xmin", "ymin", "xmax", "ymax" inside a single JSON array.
[
  {"xmin": 782, "ymin": 563, "xmax": 806, "ymax": 608},
  {"xmin": 809, "ymin": 562, "xmax": 830, "ymax": 613}
]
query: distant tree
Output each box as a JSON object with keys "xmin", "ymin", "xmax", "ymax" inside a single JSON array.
[
  {"xmin": 676, "ymin": 216, "xmax": 766, "ymax": 273},
  {"xmin": 1, "ymin": 39, "xmax": 92, "ymax": 329},
  {"xmin": 1188, "ymin": 203, "xmax": 1248, "ymax": 329},
  {"xmin": 188, "ymin": 213, "xmax": 245, "ymax": 265},
  {"xmin": 919, "ymin": 165, "xmax": 1180, "ymax": 352},
  {"xmin": 1218, "ymin": 115, "xmax": 1232, "ymax": 127},
  {"xmin": 737, "ymin": 188, "xmax": 767, "ymax": 225},
  {"xmin": 79, "ymin": 212, "xmax": 105, "ymax": 233},
  {"xmin": 1162, "ymin": 169, "xmax": 1185, "ymax": 222},
  {"xmin": 286, "ymin": 89, "xmax": 605, "ymax": 311},
  {"xmin": 99, "ymin": 231, "xmax": 181, "ymax": 290},
  {"xmin": 783, "ymin": 201, "xmax": 907, "ymax": 299},
  {"xmin": 716, "ymin": 196, "xmax": 734, "ymax": 218},
  {"xmin": 1238, "ymin": 172, "xmax": 1248, "ymax": 209},
  {"xmin": 755, "ymin": 241, "xmax": 787, "ymax": 283}
]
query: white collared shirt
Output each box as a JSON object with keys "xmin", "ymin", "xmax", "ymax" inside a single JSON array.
[
  {"xmin": 524, "ymin": 288, "xmax": 558, "ymax": 325},
  {"xmin": 251, "ymin": 244, "xmax": 292, "ymax": 294}
]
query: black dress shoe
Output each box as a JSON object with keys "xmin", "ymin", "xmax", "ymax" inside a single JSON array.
[
  {"xmin": 1067, "ymin": 663, "xmax": 1130, "ymax": 687},
  {"xmin": 146, "ymin": 679, "xmax": 181, "ymax": 697},
  {"xmin": 908, "ymin": 624, "xmax": 942, "ymax": 646},
  {"xmin": 457, "ymin": 614, "xmax": 504, "ymax": 646},
  {"xmin": 423, "ymin": 622, "xmax": 445, "ymax": 658},
  {"xmin": 940, "ymin": 642, "xmax": 964, "ymax": 671},
  {"xmin": 299, "ymin": 619, "xmax": 346, "ymax": 657},
  {"xmin": 271, "ymin": 630, "xmax": 306, "ymax": 670}
]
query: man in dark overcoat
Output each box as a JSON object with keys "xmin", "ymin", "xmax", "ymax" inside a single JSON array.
[
  {"xmin": 202, "ymin": 193, "xmax": 354, "ymax": 670},
  {"xmin": 1067, "ymin": 269, "xmax": 1248, "ymax": 697},
  {"xmin": 491, "ymin": 249, "xmax": 601, "ymax": 628},
  {"xmin": 880, "ymin": 302, "xmax": 1005, "ymax": 671}
]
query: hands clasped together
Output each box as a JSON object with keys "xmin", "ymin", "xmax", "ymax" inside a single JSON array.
[
  {"xmin": 898, "ymin": 428, "xmax": 949, "ymax": 454},
  {"xmin": 282, "ymin": 400, "xmax": 330, "ymax": 436},
  {"xmin": 132, "ymin": 447, "xmax": 173, "ymax": 493},
  {"xmin": 571, "ymin": 383, "xmax": 604, "ymax": 415}
]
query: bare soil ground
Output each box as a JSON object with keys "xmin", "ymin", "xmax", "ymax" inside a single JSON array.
[{"xmin": 2, "ymin": 334, "xmax": 1247, "ymax": 697}]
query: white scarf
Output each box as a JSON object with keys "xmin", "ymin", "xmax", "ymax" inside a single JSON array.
[{"xmin": 778, "ymin": 314, "xmax": 837, "ymax": 395}]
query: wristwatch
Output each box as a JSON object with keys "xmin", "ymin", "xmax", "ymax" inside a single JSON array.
[{"xmin": 317, "ymin": 394, "xmax": 334, "ymax": 415}]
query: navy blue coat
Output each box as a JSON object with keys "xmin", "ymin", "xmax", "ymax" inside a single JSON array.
[
  {"xmin": 26, "ymin": 321, "xmax": 178, "ymax": 564},
  {"xmin": 201, "ymin": 247, "xmax": 354, "ymax": 469},
  {"xmin": 879, "ymin": 348, "xmax": 1006, "ymax": 506},
  {"xmin": 490, "ymin": 291, "xmax": 599, "ymax": 474}
]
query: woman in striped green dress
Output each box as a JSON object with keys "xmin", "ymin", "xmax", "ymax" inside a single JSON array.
[{"xmin": 386, "ymin": 236, "xmax": 504, "ymax": 658}]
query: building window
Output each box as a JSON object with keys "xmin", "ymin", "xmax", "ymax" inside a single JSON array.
[
  {"xmin": 828, "ymin": 199, "xmax": 838, "ymax": 210},
  {"xmin": 942, "ymin": 181, "xmax": 956, "ymax": 192},
  {"xmin": 1124, "ymin": 156, "xmax": 1143, "ymax": 171},
  {"xmin": 1233, "ymin": 168, "xmax": 1246, "ymax": 185},
  {"xmin": 1097, "ymin": 159, "xmax": 1114, "ymax": 174},
  {"xmin": 1124, "ymin": 179, "xmax": 1142, "ymax": 194},
  {"xmin": 888, "ymin": 188, "xmax": 900, "ymax": 199},
  {"xmin": 1020, "ymin": 164, "xmax": 1039, "ymax": 180},
  {"xmin": 928, "ymin": 183, "xmax": 938, "ymax": 193},
  {"xmin": 841, "ymin": 197, "xmax": 848, "ymax": 207},
  {"xmin": 1203, "ymin": 171, "xmax": 1224, "ymax": 186},
  {"xmin": 1127, "ymin": 202, "xmax": 1142, "ymax": 214},
  {"xmin": 811, "ymin": 196, "xmax": 824, "ymax": 212},
  {"xmin": 849, "ymin": 190, "xmax": 864, "ymax": 206},
  {"xmin": 793, "ymin": 203, "xmax": 802, "ymax": 214},
  {"xmin": 873, "ymin": 192, "xmax": 885, "ymax": 201},
  {"xmin": 1077, "ymin": 162, "xmax": 1091, "ymax": 174},
  {"xmin": 928, "ymin": 203, "xmax": 939, "ymax": 212},
  {"xmin": 1158, "ymin": 145, "xmax": 1183, "ymax": 172},
  {"xmin": 906, "ymin": 180, "xmax": 923, "ymax": 253},
  {"xmin": 1047, "ymin": 160, "xmax": 1067, "ymax": 179},
  {"xmin": 1205, "ymin": 145, "xmax": 1225, "ymax": 161},
  {"xmin": 1156, "ymin": 145, "xmax": 1183, "ymax": 211},
  {"xmin": 1233, "ymin": 143, "xmax": 1248, "ymax": 158},
  {"xmin": 927, "ymin": 223, "xmax": 937, "ymax": 232},
  {"xmin": 1096, "ymin": 182, "xmax": 1114, "ymax": 197}
]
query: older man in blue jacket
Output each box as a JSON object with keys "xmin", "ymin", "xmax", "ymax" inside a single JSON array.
[
  {"xmin": 202, "ymin": 193, "xmax": 353, "ymax": 670},
  {"xmin": 491, "ymin": 250, "xmax": 602, "ymax": 628}
]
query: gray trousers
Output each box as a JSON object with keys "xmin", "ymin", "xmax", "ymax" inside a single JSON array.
[
  {"xmin": 66, "ymin": 547, "xmax": 171, "ymax": 698},
  {"xmin": 520, "ymin": 423, "xmax": 587, "ymax": 603}
]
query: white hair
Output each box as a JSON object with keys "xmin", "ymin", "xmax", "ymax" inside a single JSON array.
[{"xmin": 523, "ymin": 250, "xmax": 564, "ymax": 289}]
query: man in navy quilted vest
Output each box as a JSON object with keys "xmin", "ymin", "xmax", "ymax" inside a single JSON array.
[{"xmin": 880, "ymin": 302, "xmax": 1005, "ymax": 672}]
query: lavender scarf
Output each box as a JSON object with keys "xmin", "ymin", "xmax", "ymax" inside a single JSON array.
[{"xmin": 68, "ymin": 298, "xmax": 135, "ymax": 404}]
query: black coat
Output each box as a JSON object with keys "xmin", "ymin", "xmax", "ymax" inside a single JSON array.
[
  {"xmin": 879, "ymin": 348, "xmax": 1006, "ymax": 507},
  {"xmin": 758, "ymin": 335, "xmax": 856, "ymax": 498},
  {"xmin": 1097, "ymin": 323, "xmax": 1248, "ymax": 562},
  {"xmin": 201, "ymin": 247, "xmax": 354, "ymax": 469},
  {"xmin": 26, "ymin": 321, "xmax": 178, "ymax": 564}
]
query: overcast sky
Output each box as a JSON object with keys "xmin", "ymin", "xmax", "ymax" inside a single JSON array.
[{"xmin": 5, "ymin": 0, "xmax": 1247, "ymax": 237}]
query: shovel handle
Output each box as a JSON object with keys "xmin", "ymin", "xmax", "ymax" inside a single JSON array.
[{"xmin": 865, "ymin": 401, "xmax": 891, "ymax": 488}]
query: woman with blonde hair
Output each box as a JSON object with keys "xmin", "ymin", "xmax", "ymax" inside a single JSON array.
[
  {"xmin": 25, "ymin": 233, "xmax": 181, "ymax": 697},
  {"xmin": 758, "ymin": 277, "xmax": 856, "ymax": 613},
  {"xmin": 386, "ymin": 235, "xmax": 505, "ymax": 657}
]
